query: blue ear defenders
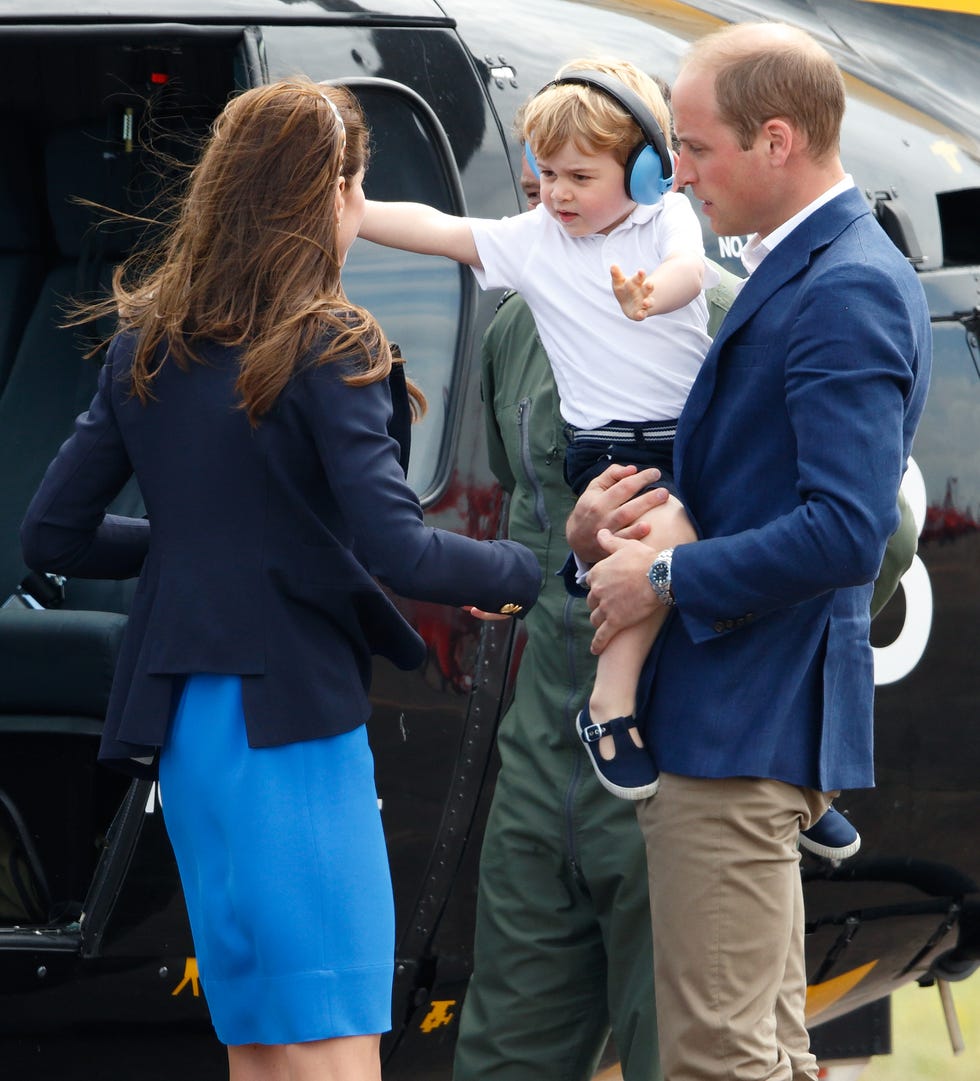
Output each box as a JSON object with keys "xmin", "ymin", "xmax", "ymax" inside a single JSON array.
[{"xmin": 523, "ymin": 69, "xmax": 674, "ymax": 205}]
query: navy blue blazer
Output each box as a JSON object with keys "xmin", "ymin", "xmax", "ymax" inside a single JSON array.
[
  {"xmin": 21, "ymin": 330, "xmax": 541, "ymax": 776},
  {"xmin": 640, "ymin": 187, "xmax": 932, "ymax": 792}
]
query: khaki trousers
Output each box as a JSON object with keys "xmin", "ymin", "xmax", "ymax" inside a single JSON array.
[{"xmin": 636, "ymin": 774, "xmax": 833, "ymax": 1081}]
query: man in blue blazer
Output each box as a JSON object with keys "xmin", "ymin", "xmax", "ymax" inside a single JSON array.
[{"xmin": 569, "ymin": 22, "xmax": 932, "ymax": 1081}]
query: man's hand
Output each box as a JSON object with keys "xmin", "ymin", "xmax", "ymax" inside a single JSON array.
[
  {"xmin": 585, "ymin": 532, "xmax": 662, "ymax": 652},
  {"xmin": 565, "ymin": 463, "xmax": 668, "ymax": 565},
  {"xmin": 585, "ymin": 498, "xmax": 698, "ymax": 654},
  {"xmin": 611, "ymin": 264, "xmax": 655, "ymax": 321}
]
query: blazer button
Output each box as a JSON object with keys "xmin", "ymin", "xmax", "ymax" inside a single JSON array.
[
  {"xmin": 725, "ymin": 619, "xmax": 735, "ymax": 629},
  {"xmin": 713, "ymin": 620, "xmax": 725, "ymax": 633},
  {"xmin": 499, "ymin": 602, "xmax": 523, "ymax": 615}
]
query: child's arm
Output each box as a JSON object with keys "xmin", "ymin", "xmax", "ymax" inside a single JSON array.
[
  {"xmin": 610, "ymin": 250, "xmax": 706, "ymax": 321},
  {"xmin": 359, "ymin": 200, "xmax": 483, "ymax": 268}
]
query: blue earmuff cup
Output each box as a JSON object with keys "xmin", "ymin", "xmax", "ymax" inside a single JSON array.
[
  {"xmin": 627, "ymin": 144, "xmax": 674, "ymax": 205},
  {"xmin": 524, "ymin": 139, "xmax": 540, "ymax": 179}
]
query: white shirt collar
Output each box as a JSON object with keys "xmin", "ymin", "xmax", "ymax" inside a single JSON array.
[
  {"xmin": 740, "ymin": 174, "xmax": 855, "ymax": 276},
  {"xmin": 609, "ymin": 199, "xmax": 660, "ymax": 235}
]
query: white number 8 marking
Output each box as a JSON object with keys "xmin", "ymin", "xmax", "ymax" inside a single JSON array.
[{"xmin": 873, "ymin": 457, "xmax": 933, "ymax": 686}]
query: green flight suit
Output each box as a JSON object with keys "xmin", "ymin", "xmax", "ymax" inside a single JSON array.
[
  {"xmin": 453, "ymin": 269, "xmax": 738, "ymax": 1081},
  {"xmin": 454, "ymin": 288, "xmax": 659, "ymax": 1081},
  {"xmin": 453, "ymin": 263, "xmax": 914, "ymax": 1081}
]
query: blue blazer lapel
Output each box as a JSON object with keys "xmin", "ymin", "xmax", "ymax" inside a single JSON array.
[{"xmin": 675, "ymin": 188, "xmax": 871, "ymax": 497}]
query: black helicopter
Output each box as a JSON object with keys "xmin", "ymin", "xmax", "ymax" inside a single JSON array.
[{"xmin": 0, "ymin": 1, "xmax": 977, "ymax": 1077}]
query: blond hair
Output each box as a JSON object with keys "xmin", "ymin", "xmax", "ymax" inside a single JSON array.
[{"xmin": 521, "ymin": 58, "xmax": 672, "ymax": 168}]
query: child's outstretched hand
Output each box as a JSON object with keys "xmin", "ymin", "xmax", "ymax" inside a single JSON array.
[{"xmin": 611, "ymin": 264, "xmax": 655, "ymax": 321}]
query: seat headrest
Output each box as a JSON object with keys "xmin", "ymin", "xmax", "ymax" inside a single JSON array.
[
  {"xmin": 0, "ymin": 133, "xmax": 42, "ymax": 252},
  {"xmin": 45, "ymin": 121, "xmax": 150, "ymax": 261}
]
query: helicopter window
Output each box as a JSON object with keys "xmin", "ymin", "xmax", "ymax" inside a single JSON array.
[
  {"xmin": 937, "ymin": 188, "xmax": 980, "ymax": 266},
  {"xmin": 341, "ymin": 84, "xmax": 464, "ymax": 501},
  {"xmin": 912, "ymin": 320, "xmax": 980, "ymax": 535}
]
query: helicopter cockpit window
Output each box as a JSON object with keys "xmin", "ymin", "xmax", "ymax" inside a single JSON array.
[
  {"xmin": 937, "ymin": 187, "xmax": 980, "ymax": 266},
  {"xmin": 340, "ymin": 84, "xmax": 463, "ymax": 500}
]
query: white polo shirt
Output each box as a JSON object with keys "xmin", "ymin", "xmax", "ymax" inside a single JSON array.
[{"xmin": 470, "ymin": 193, "xmax": 713, "ymax": 430}]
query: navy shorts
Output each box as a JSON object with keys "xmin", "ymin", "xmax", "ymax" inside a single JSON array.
[{"xmin": 563, "ymin": 419, "xmax": 679, "ymax": 498}]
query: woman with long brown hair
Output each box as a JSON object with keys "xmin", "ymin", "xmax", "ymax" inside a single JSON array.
[{"xmin": 21, "ymin": 78, "xmax": 540, "ymax": 1081}]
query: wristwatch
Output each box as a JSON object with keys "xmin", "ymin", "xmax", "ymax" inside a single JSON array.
[{"xmin": 647, "ymin": 547, "xmax": 676, "ymax": 607}]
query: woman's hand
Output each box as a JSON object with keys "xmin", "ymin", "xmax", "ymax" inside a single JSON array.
[{"xmin": 462, "ymin": 605, "xmax": 513, "ymax": 622}]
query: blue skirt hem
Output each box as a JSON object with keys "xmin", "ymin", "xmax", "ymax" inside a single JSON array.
[{"xmin": 207, "ymin": 963, "xmax": 394, "ymax": 1046}]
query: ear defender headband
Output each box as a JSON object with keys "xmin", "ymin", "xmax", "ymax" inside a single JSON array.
[{"xmin": 524, "ymin": 69, "xmax": 674, "ymax": 205}]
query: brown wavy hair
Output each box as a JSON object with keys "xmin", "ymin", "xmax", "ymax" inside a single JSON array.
[{"xmin": 100, "ymin": 78, "xmax": 424, "ymax": 425}]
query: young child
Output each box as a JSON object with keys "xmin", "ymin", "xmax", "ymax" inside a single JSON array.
[{"xmin": 358, "ymin": 58, "xmax": 860, "ymax": 858}]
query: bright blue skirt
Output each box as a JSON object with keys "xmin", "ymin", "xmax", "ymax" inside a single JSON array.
[{"xmin": 158, "ymin": 674, "xmax": 394, "ymax": 1046}]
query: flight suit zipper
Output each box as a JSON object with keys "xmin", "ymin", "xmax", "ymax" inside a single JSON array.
[
  {"xmin": 516, "ymin": 398, "xmax": 549, "ymax": 531},
  {"xmin": 561, "ymin": 589, "xmax": 588, "ymax": 887}
]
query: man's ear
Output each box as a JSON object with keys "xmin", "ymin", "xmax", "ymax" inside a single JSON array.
[{"xmin": 762, "ymin": 118, "xmax": 793, "ymax": 166}]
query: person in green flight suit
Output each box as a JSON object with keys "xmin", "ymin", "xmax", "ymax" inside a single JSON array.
[
  {"xmin": 453, "ymin": 148, "xmax": 916, "ymax": 1081},
  {"xmin": 452, "ymin": 148, "xmax": 738, "ymax": 1081}
]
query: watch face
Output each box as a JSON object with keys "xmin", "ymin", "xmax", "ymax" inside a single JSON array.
[{"xmin": 648, "ymin": 555, "xmax": 674, "ymax": 605}]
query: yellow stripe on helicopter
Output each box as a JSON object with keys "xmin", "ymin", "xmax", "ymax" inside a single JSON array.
[{"xmin": 805, "ymin": 960, "xmax": 879, "ymax": 1023}]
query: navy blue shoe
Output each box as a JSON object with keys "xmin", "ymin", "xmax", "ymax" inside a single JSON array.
[
  {"xmin": 576, "ymin": 707, "xmax": 659, "ymax": 801},
  {"xmin": 799, "ymin": 806, "xmax": 861, "ymax": 860}
]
